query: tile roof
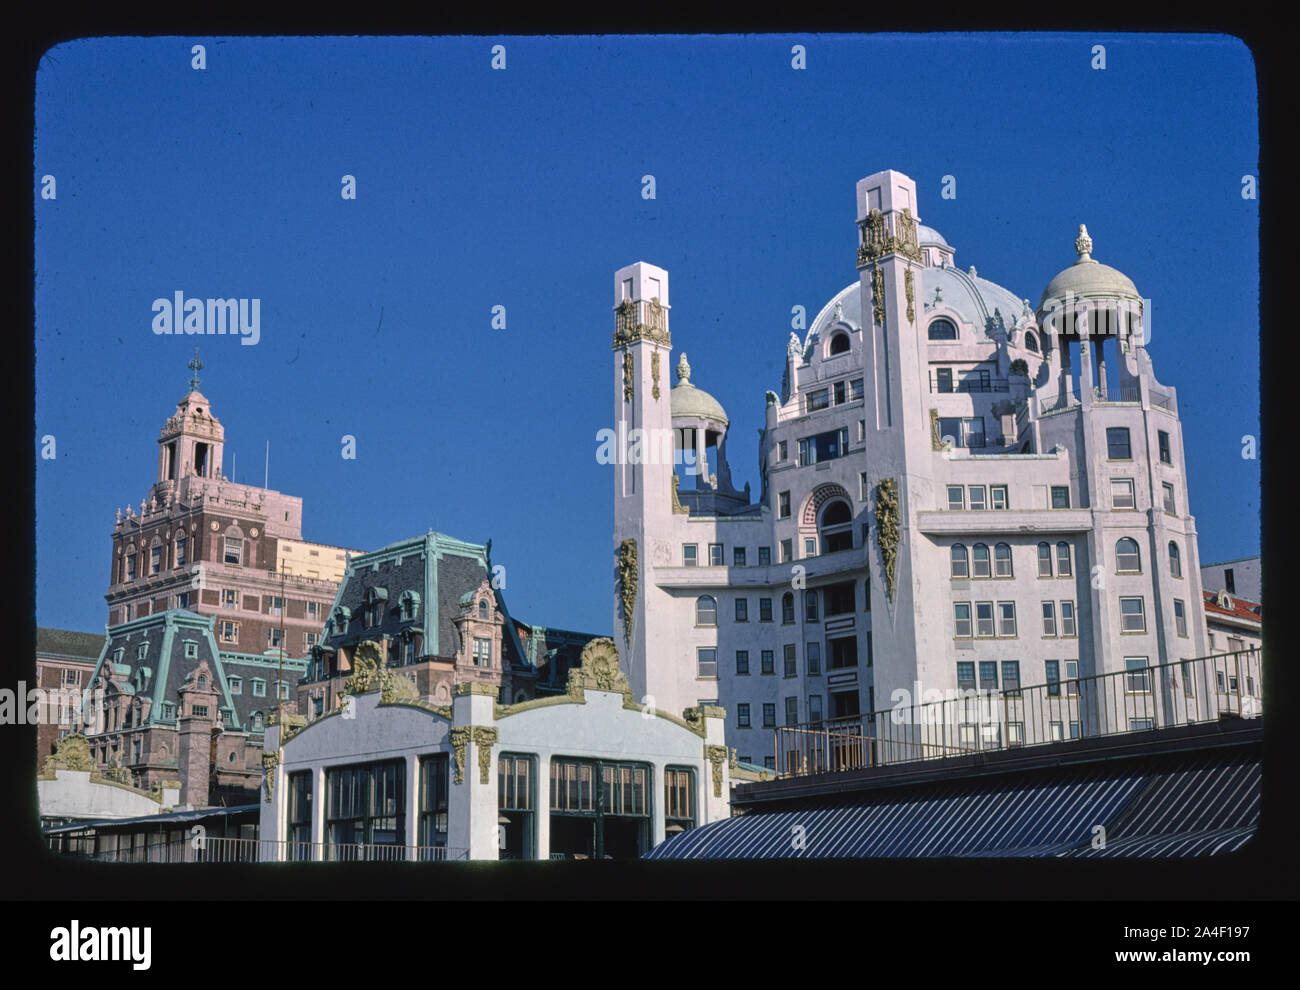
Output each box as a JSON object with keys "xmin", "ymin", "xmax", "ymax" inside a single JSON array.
[
  {"xmin": 1202, "ymin": 591, "xmax": 1262, "ymax": 621},
  {"xmin": 36, "ymin": 627, "xmax": 106, "ymax": 661}
]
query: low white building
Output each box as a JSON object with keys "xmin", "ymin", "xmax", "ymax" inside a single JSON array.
[{"xmin": 259, "ymin": 638, "xmax": 731, "ymax": 861}]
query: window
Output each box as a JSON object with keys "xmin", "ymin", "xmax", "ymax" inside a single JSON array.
[
  {"xmin": 783, "ymin": 644, "xmax": 797, "ymax": 678},
  {"xmin": 1069, "ymin": 720, "xmax": 1081, "ymax": 739},
  {"xmin": 759, "ymin": 597, "xmax": 773, "ymax": 622},
  {"xmin": 1050, "ymin": 486, "xmax": 1070, "ymax": 509},
  {"xmin": 136, "ymin": 643, "xmax": 149, "ymax": 660},
  {"xmin": 994, "ymin": 543, "xmax": 1013, "ymax": 578},
  {"xmin": 1045, "ymin": 660, "xmax": 1061, "ymax": 697},
  {"xmin": 963, "ymin": 417, "xmax": 986, "ymax": 448},
  {"xmin": 1002, "ymin": 661, "xmax": 1021, "ymax": 697},
  {"xmin": 1119, "ymin": 597, "xmax": 1146, "ymax": 633},
  {"xmin": 1041, "ymin": 601, "xmax": 1057, "ymax": 636},
  {"xmin": 176, "ymin": 592, "xmax": 190, "ymax": 609},
  {"xmin": 936, "ymin": 367, "xmax": 954, "ymax": 393},
  {"xmin": 833, "ymin": 381, "xmax": 846, "ymax": 405},
  {"xmin": 268, "ymin": 628, "xmax": 283, "ymax": 649},
  {"xmin": 473, "ymin": 637, "xmax": 492, "ymax": 667},
  {"xmin": 975, "ymin": 602, "xmax": 995, "ymax": 637},
  {"xmin": 1060, "ymin": 601, "xmax": 1077, "ymax": 637},
  {"xmin": 805, "ymin": 590, "xmax": 820, "ymax": 622},
  {"xmin": 798, "ymin": 428, "xmax": 850, "ymax": 465},
  {"xmin": 229, "ymin": 676, "xmax": 242, "ymax": 694},
  {"xmin": 224, "ymin": 536, "xmax": 244, "ymax": 565},
  {"xmin": 1181, "ymin": 660, "xmax": 1197, "ymax": 698},
  {"xmin": 928, "ymin": 318, "xmax": 958, "ymax": 340},
  {"xmin": 1162, "ymin": 482, "xmax": 1176, "ymax": 514},
  {"xmin": 683, "ymin": 544, "xmax": 697, "ymax": 567},
  {"xmin": 222, "ymin": 589, "xmax": 239, "ymax": 608},
  {"xmin": 419, "ymin": 755, "xmax": 450, "ymax": 852},
  {"xmin": 805, "ymin": 538, "xmax": 817, "ymax": 558},
  {"xmin": 736, "ymin": 650, "xmax": 750, "ymax": 675},
  {"xmin": 762, "ymin": 703, "xmax": 776, "ymax": 728},
  {"xmin": 1225, "ymin": 568, "xmax": 1236, "ymax": 593},
  {"xmin": 1125, "ymin": 657, "xmax": 1151, "ymax": 693},
  {"xmin": 1116, "ymin": 537, "xmax": 1141, "ymax": 573},
  {"xmin": 860, "ymin": 472, "xmax": 870, "ymax": 500},
  {"xmin": 175, "ymin": 533, "xmax": 186, "ymax": 567},
  {"xmin": 978, "ymin": 661, "xmax": 998, "ymax": 690},
  {"xmin": 1065, "ymin": 660, "xmax": 1079, "ymax": 698},
  {"xmin": 149, "ymin": 545, "xmax": 161, "ymax": 575},
  {"xmin": 1111, "ymin": 478, "xmax": 1136, "ymax": 510},
  {"xmin": 764, "ymin": 756, "xmax": 776, "ymax": 770},
  {"xmin": 819, "ymin": 500, "xmax": 854, "ymax": 553},
  {"xmin": 947, "ymin": 485, "xmax": 965, "ymax": 511},
  {"xmin": 278, "ymin": 681, "xmax": 290, "ymax": 700},
  {"xmin": 807, "ymin": 389, "xmax": 830, "ymax": 412},
  {"xmin": 1106, "ymin": 427, "xmax": 1132, "ymax": 460},
  {"xmin": 1037, "ymin": 542, "xmax": 1053, "ymax": 577},
  {"xmin": 327, "ymin": 760, "xmax": 406, "ymax": 855},
  {"xmin": 733, "ymin": 547, "xmax": 747, "ymax": 567},
  {"xmin": 849, "ymin": 379, "xmax": 864, "ymax": 400},
  {"xmin": 758, "ymin": 546, "xmax": 771, "ymax": 566},
  {"xmin": 307, "ymin": 601, "xmax": 324, "ymax": 621},
  {"xmin": 950, "ymin": 544, "xmax": 969, "ymax": 578},
  {"xmin": 708, "ymin": 544, "xmax": 723, "ymax": 566},
  {"xmin": 780, "ymin": 539, "xmax": 793, "ymax": 563},
  {"xmin": 478, "ymin": 599, "xmax": 488, "ymax": 619},
  {"xmin": 778, "ymin": 491, "xmax": 791, "ymax": 518},
  {"xmin": 972, "ymin": 544, "xmax": 990, "ymax": 578},
  {"xmin": 402, "ymin": 640, "xmax": 413, "ymax": 663},
  {"xmin": 161, "ymin": 702, "xmax": 175, "ymax": 720},
  {"xmin": 737, "ymin": 703, "xmax": 751, "ymax": 728},
  {"xmin": 1174, "ymin": 599, "xmax": 1188, "ymax": 637},
  {"xmin": 990, "ymin": 485, "xmax": 1008, "ymax": 510},
  {"xmin": 967, "ymin": 486, "xmax": 986, "ymax": 511},
  {"xmin": 1056, "ymin": 542, "xmax": 1072, "ymax": 576},
  {"xmin": 125, "ymin": 548, "xmax": 137, "ymax": 581},
  {"xmin": 785, "ymin": 697, "xmax": 799, "ymax": 726},
  {"xmin": 220, "ymin": 621, "xmax": 238, "ymax": 643},
  {"xmin": 696, "ymin": 648, "xmax": 717, "ymax": 678},
  {"xmin": 695, "ymin": 596, "xmax": 717, "ymax": 626},
  {"xmin": 828, "ymin": 331, "xmax": 851, "ymax": 356},
  {"xmin": 781, "ymin": 593, "xmax": 795, "ymax": 624},
  {"xmin": 1158, "ymin": 430, "xmax": 1171, "ymax": 464},
  {"xmin": 954, "ymin": 602, "xmax": 972, "ymax": 638},
  {"xmin": 761, "ymin": 650, "xmax": 775, "ymax": 675},
  {"xmin": 1024, "ymin": 331, "xmax": 1039, "ymax": 353},
  {"xmin": 956, "ymin": 662, "xmax": 976, "ymax": 691},
  {"xmin": 1168, "ymin": 541, "xmax": 1182, "ymax": 577},
  {"xmin": 998, "ymin": 602, "xmax": 1017, "ymax": 637},
  {"xmin": 184, "ymin": 641, "xmax": 198, "ymax": 659},
  {"xmin": 777, "ymin": 440, "xmax": 788, "ymax": 462},
  {"xmin": 252, "ymin": 679, "xmax": 266, "ymax": 697},
  {"xmin": 269, "ymin": 595, "xmax": 285, "ymax": 618},
  {"xmin": 806, "ymin": 642, "xmax": 821, "ymax": 676},
  {"xmin": 734, "ymin": 598, "xmax": 748, "ymax": 622}
]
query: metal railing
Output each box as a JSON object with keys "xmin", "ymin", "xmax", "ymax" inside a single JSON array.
[
  {"xmin": 773, "ymin": 649, "xmax": 1261, "ymax": 778},
  {"xmin": 52, "ymin": 836, "xmax": 468, "ymax": 864}
]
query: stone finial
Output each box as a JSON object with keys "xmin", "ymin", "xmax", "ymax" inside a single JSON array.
[
  {"xmin": 968, "ymin": 265, "xmax": 977, "ymax": 278},
  {"xmin": 833, "ymin": 299, "xmax": 844, "ymax": 323},
  {"xmin": 677, "ymin": 352, "xmax": 691, "ymax": 384},
  {"xmin": 115, "ymin": 508, "xmax": 122, "ymax": 523},
  {"xmin": 1075, "ymin": 224, "xmax": 1093, "ymax": 260}
]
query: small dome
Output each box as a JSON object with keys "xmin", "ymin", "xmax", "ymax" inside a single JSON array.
[
  {"xmin": 1038, "ymin": 225, "xmax": 1140, "ymax": 313},
  {"xmin": 917, "ymin": 223, "xmax": 950, "ymax": 248},
  {"xmin": 670, "ymin": 353, "xmax": 729, "ymax": 425}
]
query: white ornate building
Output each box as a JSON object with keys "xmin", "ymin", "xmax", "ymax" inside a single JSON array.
[{"xmin": 611, "ymin": 168, "xmax": 1216, "ymax": 768}]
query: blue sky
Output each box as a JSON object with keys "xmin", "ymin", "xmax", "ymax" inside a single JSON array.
[{"xmin": 35, "ymin": 34, "xmax": 1259, "ymax": 637}]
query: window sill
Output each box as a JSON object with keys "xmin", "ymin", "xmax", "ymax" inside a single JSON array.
[{"xmin": 1120, "ymin": 629, "xmax": 1149, "ymax": 636}]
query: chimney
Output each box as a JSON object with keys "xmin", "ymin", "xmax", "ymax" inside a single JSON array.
[{"xmin": 176, "ymin": 659, "xmax": 218, "ymax": 807}]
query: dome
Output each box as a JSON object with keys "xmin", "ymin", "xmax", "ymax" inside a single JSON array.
[
  {"xmin": 923, "ymin": 265, "xmax": 1033, "ymax": 334},
  {"xmin": 1038, "ymin": 225, "xmax": 1140, "ymax": 313},
  {"xmin": 917, "ymin": 223, "xmax": 950, "ymax": 248},
  {"xmin": 670, "ymin": 353, "xmax": 728, "ymax": 425}
]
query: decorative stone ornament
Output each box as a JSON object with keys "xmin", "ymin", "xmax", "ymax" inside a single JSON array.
[
  {"xmin": 904, "ymin": 269, "xmax": 915, "ymax": 323},
  {"xmin": 623, "ymin": 349, "xmax": 634, "ymax": 402},
  {"xmin": 617, "ymin": 539, "xmax": 638, "ymax": 644},
  {"xmin": 1074, "ymin": 224, "xmax": 1093, "ymax": 260},
  {"xmin": 871, "ymin": 267, "xmax": 885, "ymax": 327},
  {"xmin": 651, "ymin": 350, "xmax": 661, "ymax": 400},
  {"xmin": 874, "ymin": 478, "xmax": 900, "ymax": 601},
  {"xmin": 262, "ymin": 750, "xmax": 280, "ymax": 803},
  {"xmin": 449, "ymin": 727, "xmax": 471, "ymax": 784},
  {"xmin": 472, "ymin": 727, "xmax": 498, "ymax": 784},
  {"xmin": 705, "ymin": 744, "xmax": 728, "ymax": 797}
]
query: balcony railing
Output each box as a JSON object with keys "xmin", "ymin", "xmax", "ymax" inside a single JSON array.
[
  {"xmin": 929, "ymin": 373, "xmax": 1010, "ymax": 394},
  {"xmin": 52, "ymin": 836, "xmax": 469, "ymax": 864},
  {"xmin": 772, "ymin": 649, "xmax": 1262, "ymax": 778}
]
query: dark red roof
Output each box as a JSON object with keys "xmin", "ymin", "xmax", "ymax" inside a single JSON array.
[{"xmin": 1203, "ymin": 591, "xmax": 1261, "ymax": 622}]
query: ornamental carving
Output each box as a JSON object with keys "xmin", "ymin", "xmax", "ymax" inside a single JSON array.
[
  {"xmin": 565, "ymin": 637, "xmax": 628, "ymax": 698},
  {"xmin": 449, "ymin": 726, "xmax": 472, "ymax": 785},
  {"xmin": 617, "ymin": 539, "xmax": 638, "ymax": 644},
  {"xmin": 623, "ymin": 349, "xmax": 634, "ymax": 403},
  {"xmin": 904, "ymin": 269, "xmax": 915, "ymax": 323},
  {"xmin": 670, "ymin": 475, "xmax": 689, "ymax": 514},
  {"xmin": 44, "ymin": 733, "xmax": 95, "ymax": 773},
  {"xmin": 705, "ymin": 744, "xmax": 728, "ymax": 798},
  {"xmin": 262, "ymin": 750, "xmax": 280, "ymax": 804},
  {"xmin": 651, "ymin": 350, "xmax": 661, "ymax": 400},
  {"xmin": 472, "ymin": 727, "xmax": 498, "ymax": 784},
  {"xmin": 871, "ymin": 267, "xmax": 886, "ymax": 327},
  {"xmin": 612, "ymin": 297, "xmax": 671, "ymax": 349},
  {"xmin": 874, "ymin": 478, "xmax": 900, "ymax": 601},
  {"xmin": 929, "ymin": 409, "xmax": 944, "ymax": 451},
  {"xmin": 857, "ymin": 207, "xmax": 923, "ymax": 265}
]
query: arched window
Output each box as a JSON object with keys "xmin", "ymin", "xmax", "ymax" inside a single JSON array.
[
  {"xmin": 1168, "ymin": 541, "xmax": 1182, "ymax": 578},
  {"xmin": 174, "ymin": 531, "xmax": 187, "ymax": 567},
  {"xmin": 1024, "ymin": 331, "xmax": 1039, "ymax": 353},
  {"xmin": 1116, "ymin": 538, "xmax": 1141, "ymax": 573},
  {"xmin": 819, "ymin": 500, "xmax": 854, "ymax": 553},
  {"xmin": 782, "ymin": 592, "xmax": 795, "ymax": 624},
  {"xmin": 478, "ymin": 599, "xmax": 488, "ymax": 619},
  {"xmin": 1056, "ymin": 542, "xmax": 1073, "ymax": 577},
  {"xmin": 1037, "ymin": 542, "xmax": 1053, "ymax": 577},
  {"xmin": 994, "ymin": 543, "xmax": 1013, "ymax": 578},
  {"xmin": 124, "ymin": 546, "xmax": 137, "ymax": 581},
  {"xmin": 197, "ymin": 674, "xmax": 207, "ymax": 690},
  {"xmin": 928, "ymin": 318, "xmax": 958, "ymax": 341},
  {"xmin": 828, "ymin": 332, "xmax": 851, "ymax": 356},
  {"xmin": 695, "ymin": 595, "xmax": 717, "ymax": 627},
  {"xmin": 972, "ymin": 543, "xmax": 991, "ymax": 579},
  {"xmin": 951, "ymin": 544, "xmax": 969, "ymax": 579}
]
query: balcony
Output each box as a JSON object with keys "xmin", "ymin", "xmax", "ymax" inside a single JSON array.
[{"xmin": 929, "ymin": 372, "xmax": 1010, "ymax": 394}]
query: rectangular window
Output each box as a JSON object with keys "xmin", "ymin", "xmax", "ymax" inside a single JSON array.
[
  {"xmin": 1181, "ymin": 660, "xmax": 1197, "ymax": 698},
  {"xmin": 1056, "ymin": 543, "xmax": 1072, "ymax": 576},
  {"xmin": 1106, "ymin": 427, "xmax": 1132, "ymax": 460},
  {"xmin": 860, "ymin": 472, "xmax": 870, "ymax": 500},
  {"xmin": 733, "ymin": 547, "xmax": 747, "ymax": 567},
  {"xmin": 1174, "ymin": 599, "xmax": 1188, "ymax": 637},
  {"xmin": 496, "ymin": 754, "xmax": 534, "ymax": 857},
  {"xmin": 277, "ymin": 681, "xmax": 290, "ymax": 700},
  {"xmin": 1069, "ymin": 720, "xmax": 1081, "ymax": 739},
  {"xmin": 696, "ymin": 648, "xmax": 718, "ymax": 679},
  {"xmin": 978, "ymin": 661, "xmax": 998, "ymax": 690},
  {"xmin": 734, "ymin": 598, "xmax": 748, "ymax": 622},
  {"xmin": 1158, "ymin": 430, "xmax": 1172, "ymax": 464},
  {"xmin": 833, "ymin": 381, "xmax": 846, "ymax": 405},
  {"xmin": 175, "ymin": 535, "xmax": 186, "ymax": 566},
  {"xmin": 175, "ymin": 591, "xmax": 190, "ymax": 609},
  {"xmin": 1111, "ymin": 478, "xmax": 1136, "ymax": 510},
  {"xmin": 737, "ymin": 703, "xmax": 751, "ymax": 728},
  {"xmin": 1119, "ymin": 597, "xmax": 1146, "ymax": 633},
  {"xmin": 228, "ymin": 676, "xmax": 242, "ymax": 695},
  {"xmin": 806, "ymin": 389, "xmax": 830, "ymax": 412},
  {"xmin": 761, "ymin": 650, "xmax": 775, "ymax": 675},
  {"xmin": 1129, "ymin": 718, "xmax": 1153, "ymax": 732},
  {"xmin": 825, "ymin": 581, "xmax": 855, "ymax": 615},
  {"xmin": 1050, "ymin": 486, "xmax": 1070, "ymax": 509},
  {"xmin": 735, "ymin": 650, "xmax": 750, "ymax": 675},
  {"xmin": 780, "ymin": 539, "xmax": 793, "ymax": 563},
  {"xmin": 1041, "ymin": 601, "xmax": 1057, "ymax": 636},
  {"xmin": 954, "ymin": 602, "xmax": 972, "ymax": 638},
  {"xmin": 307, "ymin": 601, "xmax": 324, "ymax": 621},
  {"xmin": 305, "ymin": 632, "xmax": 320, "ymax": 650},
  {"xmin": 682, "ymin": 544, "xmax": 697, "ymax": 567},
  {"xmin": 1162, "ymin": 482, "xmax": 1177, "ymax": 514},
  {"xmin": 1049, "ymin": 721, "xmax": 1063, "ymax": 741},
  {"xmin": 758, "ymin": 546, "xmax": 771, "ymax": 566},
  {"xmin": 988, "ymin": 485, "xmax": 1008, "ymax": 511},
  {"xmin": 222, "ymin": 589, "xmax": 239, "ymax": 608},
  {"xmin": 805, "ymin": 590, "xmax": 820, "ymax": 622},
  {"xmin": 220, "ymin": 621, "xmax": 238, "ymax": 644},
  {"xmin": 149, "ymin": 545, "xmax": 161, "ymax": 575},
  {"xmin": 963, "ymin": 417, "xmax": 986, "ymax": 448},
  {"xmin": 806, "ymin": 642, "xmax": 821, "ymax": 676},
  {"xmin": 805, "ymin": 538, "xmax": 817, "ymax": 558},
  {"xmin": 762, "ymin": 703, "xmax": 776, "ymax": 727},
  {"xmin": 967, "ymin": 485, "xmax": 987, "ymax": 511},
  {"xmin": 849, "ymin": 379, "xmax": 864, "ymax": 401},
  {"xmin": 1038, "ymin": 543, "xmax": 1053, "ymax": 577},
  {"xmin": 778, "ymin": 440, "xmax": 788, "ymax": 462},
  {"xmin": 798, "ymin": 428, "xmax": 850, "ymax": 465},
  {"xmin": 1061, "ymin": 601, "xmax": 1077, "ymax": 637},
  {"xmin": 975, "ymin": 602, "xmax": 995, "ymax": 638},
  {"xmin": 708, "ymin": 543, "xmax": 724, "ymax": 566},
  {"xmin": 1125, "ymin": 657, "xmax": 1151, "ymax": 693},
  {"xmin": 473, "ymin": 637, "xmax": 492, "ymax": 667},
  {"xmin": 268, "ymin": 628, "xmax": 284, "ymax": 649},
  {"xmin": 857, "ymin": 419, "xmax": 866, "ymax": 442},
  {"xmin": 998, "ymin": 602, "xmax": 1017, "ymax": 637},
  {"xmin": 1045, "ymin": 659, "xmax": 1061, "ymax": 697},
  {"xmin": 947, "ymin": 485, "xmax": 965, "ymax": 511},
  {"xmin": 936, "ymin": 367, "xmax": 954, "ymax": 393},
  {"xmin": 269, "ymin": 596, "xmax": 285, "ymax": 617},
  {"xmin": 778, "ymin": 492, "xmax": 791, "ymax": 519},
  {"xmin": 759, "ymin": 597, "xmax": 773, "ymax": 622},
  {"xmin": 416, "ymin": 756, "xmax": 451, "ymax": 853},
  {"xmin": 192, "ymin": 704, "xmax": 209, "ymax": 718},
  {"xmin": 783, "ymin": 644, "xmax": 797, "ymax": 678},
  {"xmin": 1002, "ymin": 661, "xmax": 1021, "ymax": 697},
  {"xmin": 252, "ymin": 679, "xmax": 266, "ymax": 697},
  {"xmin": 939, "ymin": 417, "xmax": 962, "ymax": 447},
  {"xmin": 184, "ymin": 641, "xmax": 198, "ymax": 659},
  {"xmin": 785, "ymin": 697, "xmax": 799, "ymax": 726},
  {"xmin": 956, "ymin": 662, "xmax": 976, "ymax": 691},
  {"xmin": 808, "ymin": 694, "xmax": 823, "ymax": 724},
  {"xmin": 224, "ymin": 536, "xmax": 244, "ymax": 565},
  {"xmin": 288, "ymin": 771, "xmax": 313, "ymax": 856}
]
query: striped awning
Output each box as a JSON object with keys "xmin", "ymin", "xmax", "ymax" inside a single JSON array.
[{"xmin": 646, "ymin": 750, "xmax": 1258, "ymax": 860}]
